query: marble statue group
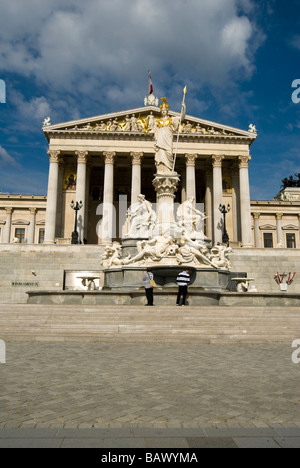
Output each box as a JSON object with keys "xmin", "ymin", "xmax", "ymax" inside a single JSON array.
[{"xmin": 101, "ymin": 95, "xmax": 232, "ymax": 273}]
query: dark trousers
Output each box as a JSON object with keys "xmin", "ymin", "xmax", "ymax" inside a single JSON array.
[
  {"xmin": 145, "ymin": 287, "xmax": 153, "ymax": 305},
  {"xmin": 176, "ymin": 286, "xmax": 188, "ymax": 305}
]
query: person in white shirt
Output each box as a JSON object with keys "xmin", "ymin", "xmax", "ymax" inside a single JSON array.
[
  {"xmin": 176, "ymin": 269, "xmax": 190, "ymax": 306},
  {"xmin": 143, "ymin": 268, "xmax": 154, "ymax": 306}
]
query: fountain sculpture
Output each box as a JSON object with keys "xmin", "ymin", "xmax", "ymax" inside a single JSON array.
[{"xmin": 101, "ymin": 96, "xmax": 233, "ymax": 293}]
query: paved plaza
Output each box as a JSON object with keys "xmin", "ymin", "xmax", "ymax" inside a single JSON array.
[{"xmin": 0, "ymin": 341, "xmax": 300, "ymax": 447}]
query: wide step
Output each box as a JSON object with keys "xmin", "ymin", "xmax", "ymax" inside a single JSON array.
[{"xmin": 0, "ymin": 304, "xmax": 299, "ymax": 344}]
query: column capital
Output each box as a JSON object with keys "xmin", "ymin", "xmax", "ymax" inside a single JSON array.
[
  {"xmin": 238, "ymin": 155, "xmax": 251, "ymax": 168},
  {"xmin": 75, "ymin": 150, "xmax": 89, "ymax": 164},
  {"xmin": 276, "ymin": 212, "xmax": 283, "ymax": 220},
  {"xmin": 130, "ymin": 152, "xmax": 143, "ymax": 164},
  {"xmin": 253, "ymin": 212, "xmax": 261, "ymax": 220},
  {"xmin": 29, "ymin": 207, "xmax": 37, "ymax": 215},
  {"xmin": 212, "ymin": 154, "xmax": 224, "ymax": 167},
  {"xmin": 5, "ymin": 207, "xmax": 13, "ymax": 214},
  {"xmin": 47, "ymin": 150, "xmax": 61, "ymax": 163},
  {"xmin": 185, "ymin": 153, "xmax": 198, "ymax": 166},
  {"xmin": 103, "ymin": 151, "xmax": 116, "ymax": 164}
]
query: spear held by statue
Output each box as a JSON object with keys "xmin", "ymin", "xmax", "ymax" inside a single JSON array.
[{"xmin": 172, "ymin": 86, "xmax": 187, "ymax": 172}]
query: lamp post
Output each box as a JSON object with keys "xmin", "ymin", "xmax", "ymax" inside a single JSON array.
[
  {"xmin": 70, "ymin": 200, "xmax": 83, "ymax": 244},
  {"xmin": 219, "ymin": 203, "xmax": 231, "ymax": 246}
]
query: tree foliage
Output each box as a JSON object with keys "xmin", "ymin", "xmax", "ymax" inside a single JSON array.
[{"xmin": 281, "ymin": 173, "xmax": 300, "ymax": 189}]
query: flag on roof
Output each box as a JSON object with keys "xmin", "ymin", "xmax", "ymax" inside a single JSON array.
[{"xmin": 148, "ymin": 70, "xmax": 154, "ymax": 95}]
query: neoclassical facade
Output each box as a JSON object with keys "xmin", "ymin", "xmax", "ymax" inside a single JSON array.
[
  {"xmin": 0, "ymin": 194, "xmax": 46, "ymax": 244},
  {"xmin": 41, "ymin": 103, "xmax": 257, "ymax": 247},
  {"xmin": 0, "ymin": 101, "xmax": 299, "ymax": 249}
]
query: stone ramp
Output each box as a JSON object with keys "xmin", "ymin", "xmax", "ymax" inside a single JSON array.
[{"xmin": 0, "ymin": 304, "xmax": 299, "ymax": 344}]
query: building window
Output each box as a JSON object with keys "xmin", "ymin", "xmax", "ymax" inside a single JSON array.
[
  {"xmin": 263, "ymin": 232, "xmax": 273, "ymax": 248},
  {"xmin": 38, "ymin": 229, "xmax": 45, "ymax": 244},
  {"xmin": 15, "ymin": 228, "xmax": 25, "ymax": 243},
  {"xmin": 286, "ymin": 233, "xmax": 296, "ymax": 249}
]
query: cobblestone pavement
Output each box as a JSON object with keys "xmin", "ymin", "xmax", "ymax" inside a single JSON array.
[{"xmin": 1, "ymin": 341, "xmax": 299, "ymax": 433}]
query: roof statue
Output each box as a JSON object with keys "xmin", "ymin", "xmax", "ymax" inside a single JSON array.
[
  {"xmin": 42, "ymin": 117, "xmax": 51, "ymax": 127},
  {"xmin": 248, "ymin": 123, "xmax": 257, "ymax": 133}
]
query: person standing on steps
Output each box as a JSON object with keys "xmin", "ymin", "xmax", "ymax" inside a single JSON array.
[
  {"xmin": 143, "ymin": 268, "xmax": 155, "ymax": 306},
  {"xmin": 176, "ymin": 269, "xmax": 190, "ymax": 306}
]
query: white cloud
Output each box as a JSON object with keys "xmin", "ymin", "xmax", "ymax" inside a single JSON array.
[
  {"xmin": 0, "ymin": 146, "xmax": 19, "ymax": 167},
  {"xmin": 0, "ymin": 0, "xmax": 262, "ymax": 111},
  {"xmin": 7, "ymin": 90, "xmax": 52, "ymax": 131}
]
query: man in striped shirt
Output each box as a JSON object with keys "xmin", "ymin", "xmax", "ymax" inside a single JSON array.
[{"xmin": 176, "ymin": 269, "xmax": 190, "ymax": 306}]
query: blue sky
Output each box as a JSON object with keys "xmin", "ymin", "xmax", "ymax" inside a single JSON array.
[{"xmin": 0, "ymin": 0, "xmax": 299, "ymax": 200}]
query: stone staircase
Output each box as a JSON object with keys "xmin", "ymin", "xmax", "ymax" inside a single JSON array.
[{"xmin": 0, "ymin": 304, "xmax": 299, "ymax": 344}]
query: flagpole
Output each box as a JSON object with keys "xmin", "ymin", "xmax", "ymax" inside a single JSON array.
[{"xmin": 172, "ymin": 86, "xmax": 187, "ymax": 172}]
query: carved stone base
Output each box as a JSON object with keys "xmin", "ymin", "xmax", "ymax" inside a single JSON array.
[
  {"xmin": 121, "ymin": 237, "xmax": 146, "ymax": 259},
  {"xmin": 103, "ymin": 265, "xmax": 230, "ymax": 291},
  {"xmin": 152, "ymin": 172, "xmax": 180, "ymax": 237}
]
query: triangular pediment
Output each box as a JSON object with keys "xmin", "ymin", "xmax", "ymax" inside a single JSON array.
[
  {"xmin": 259, "ymin": 224, "xmax": 276, "ymax": 230},
  {"xmin": 43, "ymin": 105, "xmax": 257, "ymax": 142},
  {"xmin": 282, "ymin": 224, "xmax": 299, "ymax": 231},
  {"xmin": 12, "ymin": 219, "xmax": 30, "ymax": 225}
]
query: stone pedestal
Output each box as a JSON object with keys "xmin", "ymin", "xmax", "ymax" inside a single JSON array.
[
  {"xmin": 103, "ymin": 265, "xmax": 230, "ymax": 292},
  {"xmin": 121, "ymin": 237, "xmax": 144, "ymax": 259},
  {"xmin": 152, "ymin": 172, "xmax": 180, "ymax": 238}
]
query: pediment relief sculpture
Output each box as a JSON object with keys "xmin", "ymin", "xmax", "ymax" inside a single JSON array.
[{"xmin": 59, "ymin": 113, "xmax": 241, "ymax": 137}]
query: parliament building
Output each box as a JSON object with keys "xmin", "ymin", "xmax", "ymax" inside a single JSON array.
[{"xmin": 0, "ymin": 98, "xmax": 299, "ymax": 250}]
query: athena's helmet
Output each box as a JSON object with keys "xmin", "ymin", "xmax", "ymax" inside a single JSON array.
[{"xmin": 160, "ymin": 97, "xmax": 169, "ymax": 110}]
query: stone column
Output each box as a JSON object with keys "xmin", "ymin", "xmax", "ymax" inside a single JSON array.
[
  {"xmin": 181, "ymin": 167, "xmax": 186, "ymax": 203},
  {"xmin": 4, "ymin": 207, "xmax": 12, "ymax": 244},
  {"xmin": 152, "ymin": 173, "xmax": 180, "ymax": 237},
  {"xmin": 75, "ymin": 150, "xmax": 88, "ymax": 243},
  {"xmin": 44, "ymin": 150, "xmax": 61, "ymax": 244},
  {"xmin": 28, "ymin": 208, "xmax": 37, "ymax": 244},
  {"xmin": 205, "ymin": 171, "xmax": 213, "ymax": 240},
  {"xmin": 231, "ymin": 171, "xmax": 241, "ymax": 243},
  {"xmin": 253, "ymin": 212, "xmax": 261, "ymax": 248},
  {"xmin": 276, "ymin": 213, "xmax": 283, "ymax": 247},
  {"xmin": 84, "ymin": 165, "xmax": 91, "ymax": 240},
  {"xmin": 130, "ymin": 152, "xmax": 143, "ymax": 204},
  {"xmin": 185, "ymin": 154, "xmax": 198, "ymax": 200},
  {"xmin": 100, "ymin": 152, "xmax": 116, "ymax": 244},
  {"xmin": 212, "ymin": 155, "xmax": 224, "ymax": 245},
  {"xmin": 55, "ymin": 163, "xmax": 64, "ymax": 239},
  {"xmin": 238, "ymin": 155, "xmax": 253, "ymax": 247}
]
